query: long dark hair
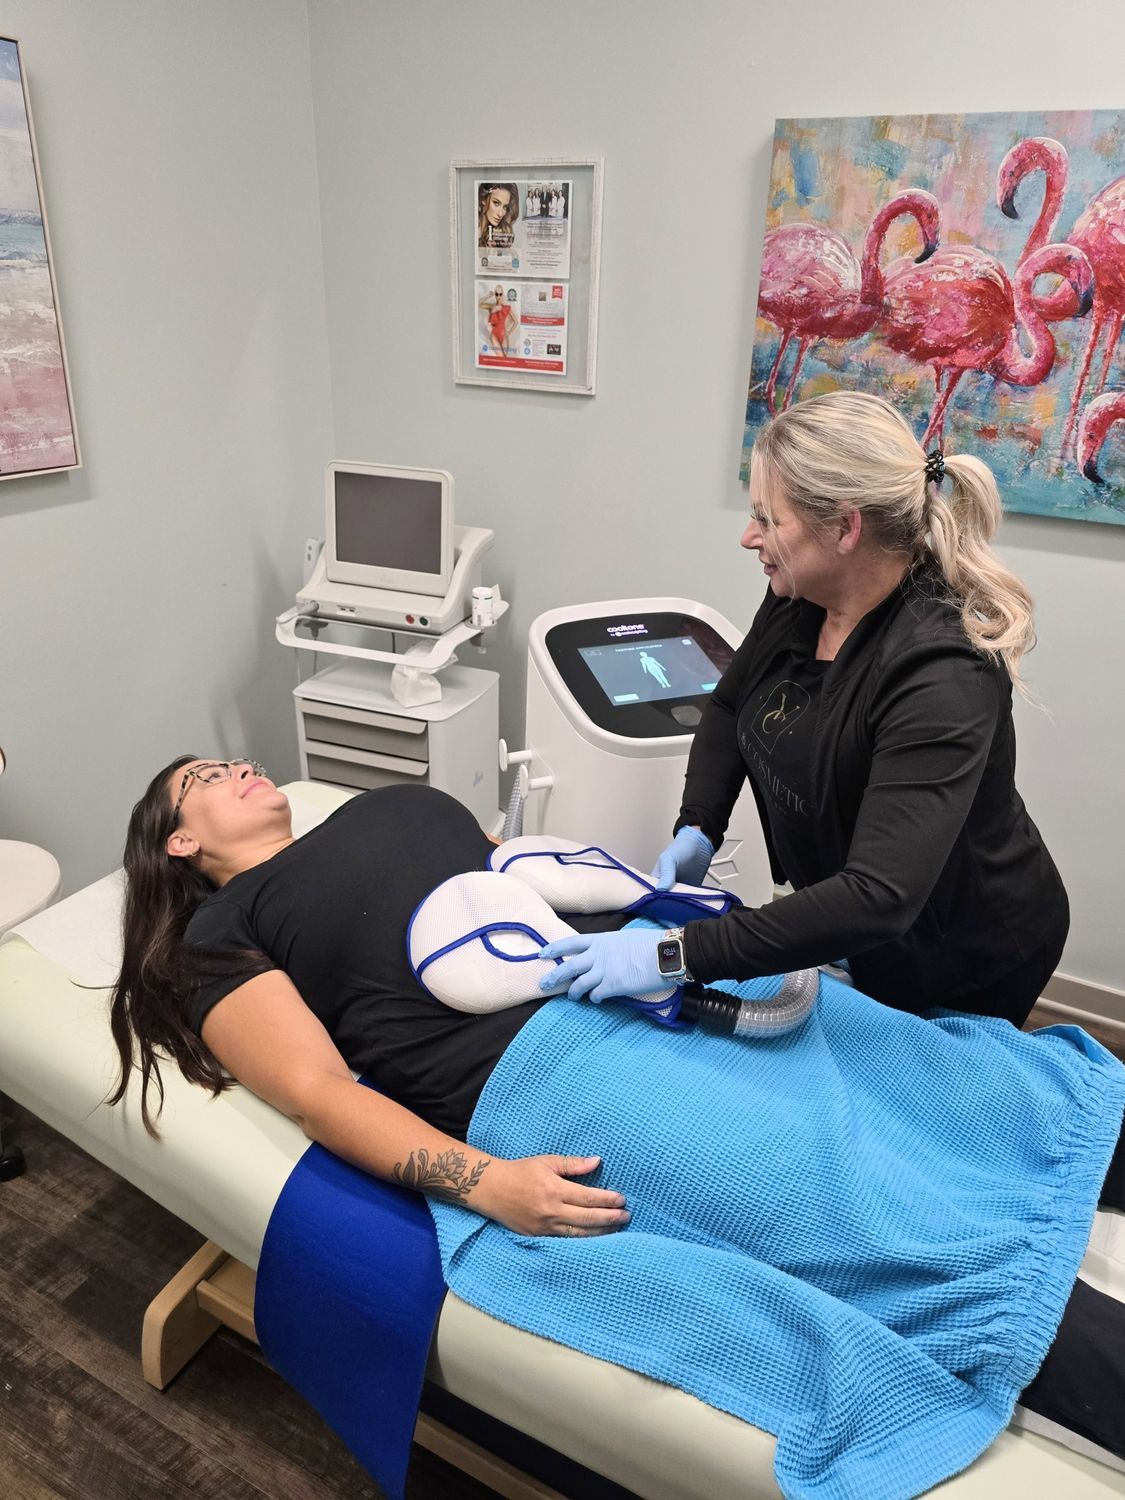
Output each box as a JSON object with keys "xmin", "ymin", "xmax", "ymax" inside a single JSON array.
[{"xmin": 107, "ymin": 755, "xmax": 271, "ymax": 1136}]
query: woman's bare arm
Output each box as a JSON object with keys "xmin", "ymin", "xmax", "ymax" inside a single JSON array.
[{"xmin": 201, "ymin": 970, "xmax": 629, "ymax": 1237}]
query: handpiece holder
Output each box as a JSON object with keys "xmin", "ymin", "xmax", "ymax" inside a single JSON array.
[
  {"xmin": 277, "ymin": 524, "xmax": 506, "ymax": 672},
  {"xmin": 276, "ymin": 601, "xmax": 507, "ymax": 672}
]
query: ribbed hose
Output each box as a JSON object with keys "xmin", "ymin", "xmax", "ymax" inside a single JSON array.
[
  {"xmin": 680, "ymin": 967, "xmax": 819, "ymax": 1037},
  {"xmin": 500, "ymin": 773, "xmax": 525, "ymax": 842}
]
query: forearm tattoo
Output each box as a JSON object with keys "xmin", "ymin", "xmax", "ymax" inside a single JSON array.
[{"xmin": 392, "ymin": 1147, "xmax": 490, "ymax": 1203}]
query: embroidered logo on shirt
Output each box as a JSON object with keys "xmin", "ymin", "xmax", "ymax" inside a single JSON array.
[{"xmin": 750, "ymin": 680, "xmax": 811, "ymax": 753}]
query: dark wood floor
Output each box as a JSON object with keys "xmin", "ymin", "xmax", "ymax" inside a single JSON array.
[
  {"xmin": 2, "ymin": 1002, "xmax": 1122, "ymax": 1500},
  {"xmin": 0, "ymin": 1101, "xmax": 498, "ymax": 1500}
]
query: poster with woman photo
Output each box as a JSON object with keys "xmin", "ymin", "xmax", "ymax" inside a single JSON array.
[
  {"xmin": 476, "ymin": 181, "xmax": 521, "ymax": 273},
  {"xmin": 476, "ymin": 280, "xmax": 567, "ymax": 374},
  {"xmin": 475, "ymin": 179, "xmax": 571, "ymax": 277}
]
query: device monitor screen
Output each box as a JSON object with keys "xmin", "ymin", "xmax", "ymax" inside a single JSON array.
[
  {"xmin": 326, "ymin": 463, "xmax": 454, "ymax": 597},
  {"xmin": 543, "ymin": 610, "xmax": 736, "ymax": 739},
  {"xmin": 578, "ymin": 635, "xmax": 721, "ymax": 706}
]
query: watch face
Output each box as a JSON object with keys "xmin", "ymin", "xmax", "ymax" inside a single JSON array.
[{"xmin": 657, "ymin": 939, "xmax": 683, "ymax": 974}]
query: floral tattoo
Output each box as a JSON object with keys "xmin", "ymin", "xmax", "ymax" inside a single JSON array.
[{"xmin": 392, "ymin": 1147, "xmax": 490, "ymax": 1203}]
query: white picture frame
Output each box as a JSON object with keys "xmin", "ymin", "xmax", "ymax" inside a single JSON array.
[
  {"xmin": 451, "ymin": 157, "xmax": 603, "ymax": 397},
  {"xmin": 0, "ymin": 36, "xmax": 80, "ymax": 481}
]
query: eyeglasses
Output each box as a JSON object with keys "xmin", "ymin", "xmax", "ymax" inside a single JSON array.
[{"xmin": 171, "ymin": 758, "xmax": 266, "ymax": 824}]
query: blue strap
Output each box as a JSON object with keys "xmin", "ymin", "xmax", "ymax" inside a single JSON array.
[
  {"xmin": 255, "ymin": 1077, "xmax": 446, "ymax": 1500},
  {"xmin": 619, "ymin": 985, "xmax": 688, "ymax": 1029},
  {"xmin": 493, "ymin": 842, "xmax": 740, "ymax": 921},
  {"xmin": 412, "ymin": 920, "xmax": 552, "ymax": 986},
  {"xmin": 628, "ymin": 889, "xmax": 739, "ymax": 924}
]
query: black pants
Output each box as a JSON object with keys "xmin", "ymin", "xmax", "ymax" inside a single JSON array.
[
  {"xmin": 1017, "ymin": 1120, "xmax": 1125, "ymax": 1458},
  {"xmin": 956, "ymin": 941, "xmax": 1066, "ymax": 1030}
]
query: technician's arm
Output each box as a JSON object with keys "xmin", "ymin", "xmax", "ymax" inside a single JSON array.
[
  {"xmin": 684, "ymin": 646, "xmax": 1003, "ymax": 982},
  {"xmin": 674, "ymin": 599, "xmax": 771, "ymax": 851},
  {"xmin": 201, "ymin": 970, "xmax": 630, "ymax": 1238}
]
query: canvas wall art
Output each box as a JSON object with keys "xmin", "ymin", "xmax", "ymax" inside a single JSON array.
[
  {"xmin": 0, "ymin": 37, "xmax": 79, "ymax": 480},
  {"xmin": 741, "ymin": 111, "xmax": 1125, "ymax": 525}
]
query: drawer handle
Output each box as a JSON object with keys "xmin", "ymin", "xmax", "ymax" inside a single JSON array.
[
  {"xmin": 304, "ymin": 740, "xmax": 428, "ymax": 777},
  {"xmin": 298, "ymin": 700, "xmax": 426, "ymax": 736}
]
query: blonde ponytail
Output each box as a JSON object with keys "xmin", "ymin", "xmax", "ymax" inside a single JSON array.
[
  {"xmin": 925, "ymin": 453, "xmax": 1036, "ymax": 691},
  {"xmin": 750, "ymin": 391, "xmax": 1037, "ymax": 693}
]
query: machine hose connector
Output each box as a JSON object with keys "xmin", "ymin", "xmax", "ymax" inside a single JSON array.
[{"xmin": 680, "ymin": 968, "xmax": 819, "ymax": 1037}]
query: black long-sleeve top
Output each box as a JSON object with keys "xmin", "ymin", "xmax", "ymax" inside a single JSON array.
[{"xmin": 677, "ymin": 569, "xmax": 1068, "ymax": 1014}]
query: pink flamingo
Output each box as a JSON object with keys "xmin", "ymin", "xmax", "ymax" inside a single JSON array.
[
  {"xmin": 881, "ymin": 243, "xmax": 1092, "ymax": 447},
  {"xmin": 991, "ymin": 244, "xmax": 1094, "ymax": 384},
  {"xmin": 1062, "ymin": 180, "xmax": 1125, "ymax": 452},
  {"xmin": 1077, "ymin": 390, "xmax": 1125, "ymax": 484},
  {"xmin": 756, "ymin": 190, "xmax": 940, "ymax": 414},
  {"xmin": 1004, "ymin": 158, "xmax": 1125, "ymax": 454},
  {"xmin": 881, "ymin": 139, "xmax": 1090, "ymax": 447},
  {"xmin": 997, "ymin": 136, "xmax": 1069, "ymax": 263}
]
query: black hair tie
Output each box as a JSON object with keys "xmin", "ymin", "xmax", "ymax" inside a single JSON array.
[{"xmin": 924, "ymin": 449, "xmax": 945, "ymax": 486}]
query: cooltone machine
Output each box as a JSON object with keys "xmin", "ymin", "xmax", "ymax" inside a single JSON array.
[{"xmin": 504, "ymin": 598, "xmax": 773, "ymax": 908}]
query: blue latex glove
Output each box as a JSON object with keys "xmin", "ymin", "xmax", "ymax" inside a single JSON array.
[
  {"xmin": 538, "ymin": 929, "xmax": 669, "ymax": 1003},
  {"xmin": 650, "ymin": 825, "xmax": 714, "ymax": 891}
]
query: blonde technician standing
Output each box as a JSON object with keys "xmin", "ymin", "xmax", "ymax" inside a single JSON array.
[{"xmin": 543, "ymin": 391, "xmax": 1068, "ymax": 1027}]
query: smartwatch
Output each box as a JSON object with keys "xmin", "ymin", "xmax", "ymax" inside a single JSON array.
[{"xmin": 656, "ymin": 927, "xmax": 692, "ymax": 985}]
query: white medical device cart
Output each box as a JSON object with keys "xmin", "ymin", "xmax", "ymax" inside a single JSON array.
[{"xmin": 277, "ymin": 514, "xmax": 507, "ymax": 832}]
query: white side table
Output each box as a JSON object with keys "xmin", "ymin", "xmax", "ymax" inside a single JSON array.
[
  {"xmin": 0, "ymin": 840, "xmax": 61, "ymax": 1179},
  {"xmin": 0, "ymin": 840, "xmax": 61, "ymax": 933}
]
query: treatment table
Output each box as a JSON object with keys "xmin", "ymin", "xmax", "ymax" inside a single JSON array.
[{"xmin": 1, "ymin": 782, "xmax": 1123, "ymax": 1499}]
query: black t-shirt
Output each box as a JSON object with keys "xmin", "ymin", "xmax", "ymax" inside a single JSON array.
[
  {"xmin": 739, "ymin": 648, "xmax": 829, "ymax": 888},
  {"xmin": 183, "ymin": 784, "xmax": 548, "ymax": 1140}
]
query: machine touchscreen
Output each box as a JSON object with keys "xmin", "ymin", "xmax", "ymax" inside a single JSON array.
[
  {"xmin": 578, "ymin": 635, "xmax": 720, "ymax": 706},
  {"xmin": 545, "ymin": 612, "xmax": 735, "ymax": 738}
]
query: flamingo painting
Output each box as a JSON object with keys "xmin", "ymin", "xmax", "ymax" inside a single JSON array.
[
  {"xmin": 757, "ymin": 190, "xmax": 939, "ymax": 413},
  {"xmin": 742, "ymin": 109, "xmax": 1125, "ymax": 524}
]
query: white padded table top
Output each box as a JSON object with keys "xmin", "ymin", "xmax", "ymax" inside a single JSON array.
[{"xmin": 1, "ymin": 783, "xmax": 1122, "ymax": 1499}]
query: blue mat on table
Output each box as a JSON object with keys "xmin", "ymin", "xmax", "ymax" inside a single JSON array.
[{"xmin": 255, "ymin": 1077, "xmax": 446, "ymax": 1500}]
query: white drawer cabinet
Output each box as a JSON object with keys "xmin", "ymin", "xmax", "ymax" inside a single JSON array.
[{"xmin": 293, "ymin": 659, "xmax": 499, "ymax": 830}]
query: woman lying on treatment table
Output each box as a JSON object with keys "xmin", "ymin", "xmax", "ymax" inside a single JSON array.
[{"xmin": 109, "ymin": 756, "xmax": 1125, "ymax": 1493}]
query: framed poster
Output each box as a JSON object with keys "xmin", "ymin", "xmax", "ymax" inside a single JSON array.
[
  {"xmin": 741, "ymin": 111, "xmax": 1125, "ymax": 525},
  {"xmin": 451, "ymin": 158, "xmax": 603, "ymax": 396},
  {"xmin": 0, "ymin": 36, "xmax": 80, "ymax": 480}
]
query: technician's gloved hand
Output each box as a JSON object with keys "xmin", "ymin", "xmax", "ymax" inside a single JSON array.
[
  {"xmin": 539, "ymin": 929, "xmax": 669, "ymax": 1003},
  {"xmin": 650, "ymin": 825, "xmax": 714, "ymax": 890}
]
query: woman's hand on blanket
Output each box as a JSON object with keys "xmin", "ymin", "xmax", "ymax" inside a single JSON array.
[
  {"xmin": 538, "ymin": 929, "xmax": 666, "ymax": 1002},
  {"xmin": 651, "ymin": 825, "xmax": 713, "ymax": 890},
  {"xmin": 475, "ymin": 1153, "xmax": 631, "ymax": 1238}
]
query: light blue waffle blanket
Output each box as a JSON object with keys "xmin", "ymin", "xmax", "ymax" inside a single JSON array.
[{"xmin": 429, "ymin": 970, "xmax": 1125, "ymax": 1500}]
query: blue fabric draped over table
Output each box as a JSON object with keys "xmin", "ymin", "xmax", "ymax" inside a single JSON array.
[
  {"xmin": 430, "ymin": 972, "xmax": 1125, "ymax": 1500},
  {"xmin": 252, "ymin": 969, "xmax": 1125, "ymax": 1500},
  {"xmin": 255, "ymin": 1080, "xmax": 447, "ymax": 1500}
]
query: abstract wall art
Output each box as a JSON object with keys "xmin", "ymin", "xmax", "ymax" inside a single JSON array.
[
  {"xmin": 0, "ymin": 36, "xmax": 79, "ymax": 481},
  {"xmin": 741, "ymin": 111, "xmax": 1125, "ymax": 525}
]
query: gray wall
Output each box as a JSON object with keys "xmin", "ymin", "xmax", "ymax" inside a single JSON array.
[
  {"xmin": 306, "ymin": 0, "xmax": 1125, "ymax": 990},
  {"xmin": 0, "ymin": 2, "xmax": 1120, "ymax": 990},
  {"xmin": 0, "ymin": 1, "xmax": 333, "ymax": 891}
]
